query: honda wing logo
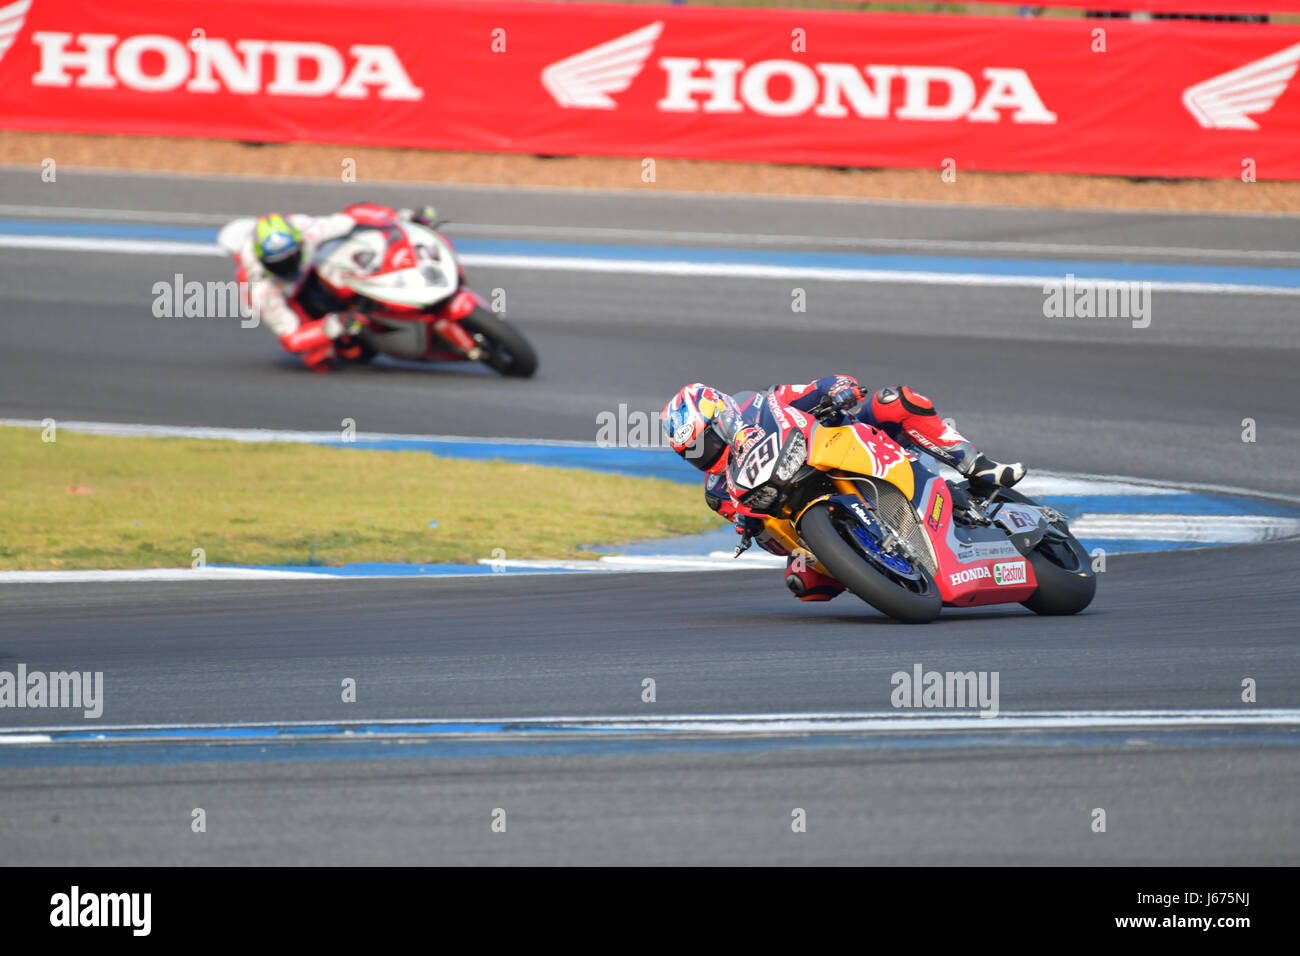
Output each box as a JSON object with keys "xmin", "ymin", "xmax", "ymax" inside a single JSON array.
[
  {"xmin": 0, "ymin": 0, "xmax": 30, "ymax": 66},
  {"xmin": 1183, "ymin": 41, "xmax": 1300, "ymax": 130},
  {"xmin": 542, "ymin": 21, "xmax": 1055, "ymax": 123},
  {"xmin": 541, "ymin": 20, "xmax": 662, "ymax": 108}
]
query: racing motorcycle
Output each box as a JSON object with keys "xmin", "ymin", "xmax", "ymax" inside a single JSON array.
[
  {"xmin": 727, "ymin": 391, "xmax": 1097, "ymax": 624},
  {"xmin": 219, "ymin": 204, "xmax": 537, "ymax": 377}
]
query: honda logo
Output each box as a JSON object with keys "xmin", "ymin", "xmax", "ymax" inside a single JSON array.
[
  {"xmin": 541, "ymin": 20, "xmax": 662, "ymax": 108},
  {"xmin": 542, "ymin": 21, "xmax": 1057, "ymax": 124},
  {"xmin": 30, "ymin": 30, "xmax": 423, "ymax": 99},
  {"xmin": 1183, "ymin": 41, "xmax": 1300, "ymax": 130},
  {"xmin": 0, "ymin": 0, "xmax": 30, "ymax": 68}
]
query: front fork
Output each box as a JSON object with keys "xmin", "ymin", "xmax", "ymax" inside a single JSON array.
[
  {"xmin": 431, "ymin": 288, "xmax": 486, "ymax": 360},
  {"xmin": 811, "ymin": 483, "xmax": 922, "ymax": 571}
]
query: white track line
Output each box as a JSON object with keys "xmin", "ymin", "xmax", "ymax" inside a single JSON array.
[
  {"xmin": 1, "ymin": 234, "xmax": 1296, "ymax": 295},
  {"xmin": 488, "ymin": 555, "xmax": 784, "ymax": 573},
  {"xmin": 462, "ymin": 252, "xmax": 1300, "ymax": 296},
  {"xmin": 0, "ymin": 204, "xmax": 236, "ymax": 225},
  {"xmin": 4, "ymin": 204, "xmax": 1298, "ymax": 261},
  {"xmin": 2, "ymin": 708, "xmax": 1297, "ymax": 742},
  {"xmin": 0, "ymin": 235, "xmax": 223, "ymax": 256},
  {"xmin": 0, "ymin": 568, "xmax": 328, "ymax": 583},
  {"xmin": 0, "ymin": 418, "xmax": 612, "ymax": 449},
  {"xmin": 0, "ymin": 567, "xmax": 600, "ymax": 583},
  {"xmin": 1071, "ymin": 514, "xmax": 1300, "ymax": 543}
]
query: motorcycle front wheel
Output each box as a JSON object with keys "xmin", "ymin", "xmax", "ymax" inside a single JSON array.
[
  {"xmin": 799, "ymin": 502, "xmax": 942, "ymax": 624},
  {"xmin": 459, "ymin": 307, "xmax": 538, "ymax": 378}
]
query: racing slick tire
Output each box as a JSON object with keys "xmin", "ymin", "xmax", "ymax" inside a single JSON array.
[
  {"xmin": 986, "ymin": 487, "xmax": 1097, "ymax": 616},
  {"xmin": 799, "ymin": 502, "xmax": 942, "ymax": 624},
  {"xmin": 460, "ymin": 308, "xmax": 538, "ymax": 378},
  {"xmin": 1020, "ymin": 534, "xmax": 1097, "ymax": 615}
]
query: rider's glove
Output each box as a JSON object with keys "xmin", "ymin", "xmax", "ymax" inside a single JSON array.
[
  {"xmin": 827, "ymin": 378, "xmax": 864, "ymax": 410},
  {"xmin": 813, "ymin": 379, "xmax": 863, "ymax": 424},
  {"xmin": 735, "ymin": 514, "xmax": 764, "ymax": 536}
]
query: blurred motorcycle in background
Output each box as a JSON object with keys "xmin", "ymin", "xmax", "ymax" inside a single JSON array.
[{"xmin": 219, "ymin": 203, "xmax": 538, "ymax": 377}]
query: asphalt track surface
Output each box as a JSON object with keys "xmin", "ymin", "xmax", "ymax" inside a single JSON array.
[{"xmin": 1, "ymin": 168, "xmax": 1298, "ymax": 864}]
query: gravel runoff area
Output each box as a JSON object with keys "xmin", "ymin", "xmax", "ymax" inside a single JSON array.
[{"xmin": 6, "ymin": 130, "xmax": 1298, "ymax": 214}]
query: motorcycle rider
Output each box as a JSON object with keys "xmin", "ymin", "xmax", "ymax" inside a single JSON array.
[
  {"xmin": 660, "ymin": 376, "xmax": 1025, "ymax": 602},
  {"xmin": 221, "ymin": 202, "xmax": 440, "ymax": 371}
]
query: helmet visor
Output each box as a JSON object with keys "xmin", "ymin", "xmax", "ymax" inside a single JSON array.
[
  {"xmin": 683, "ymin": 422, "xmax": 729, "ymax": 472},
  {"xmin": 263, "ymin": 252, "xmax": 300, "ymax": 279}
]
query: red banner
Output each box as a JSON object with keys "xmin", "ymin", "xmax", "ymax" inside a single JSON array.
[
  {"xmin": 1, "ymin": 0, "xmax": 1298, "ymax": 179},
  {"xmin": 853, "ymin": 1, "xmax": 1300, "ymax": 11}
]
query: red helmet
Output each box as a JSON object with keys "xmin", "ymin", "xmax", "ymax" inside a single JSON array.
[{"xmin": 661, "ymin": 383, "xmax": 739, "ymax": 474}]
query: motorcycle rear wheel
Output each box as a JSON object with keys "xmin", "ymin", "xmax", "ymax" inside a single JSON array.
[
  {"xmin": 1020, "ymin": 531, "xmax": 1096, "ymax": 615},
  {"xmin": 985, "ymin": 487, "xmax": 1096, "ymax": 616}
]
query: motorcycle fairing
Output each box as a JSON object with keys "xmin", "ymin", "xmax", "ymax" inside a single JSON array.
[
  {"xmin": 807, "ymin": 422, "xmax": 915, "ymax": 500},
  {"xmin": 727, "ymin": 396, "xmax": 797, "ymax": 500},
  {"xmin": 986, "ymin": 500, "xmax": 1052, "ymax": 556},
  {"xmin": 314, "ymin": 222, "xmax": 459, "ymax": 312},
  {"xmin": 909, "ymin": 470, "xmax": 1041, "ymax": 604}
]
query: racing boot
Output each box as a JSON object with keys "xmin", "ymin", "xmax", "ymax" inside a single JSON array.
[
  {"xmin": 898, "ymin": 428, "xmax": 1025, "ymax": 497},
  {"xmin": 785, "ymin": 554, "xmax": 845, "ymax": 602},
  {"xmin": 280, "ymin": 321, "xmax": 336, "ymax": 373},
  {"xmin": 962, "ymin": 453, "xmax": 1027, "ymax": 494}
]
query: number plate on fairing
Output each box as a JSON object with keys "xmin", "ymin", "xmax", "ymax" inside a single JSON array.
[
  {"xmin": 992, "ymin": 503, "xmax": 1046, "ymax": 535},
  {"xmin": 736, "ymin": 433, "xmax": 779, "ymax": 490}
]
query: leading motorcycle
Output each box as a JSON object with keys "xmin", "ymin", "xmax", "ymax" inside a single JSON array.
[{"xmin": 727, "ymin": 390, "xmax": 1097, "ymax": 624}]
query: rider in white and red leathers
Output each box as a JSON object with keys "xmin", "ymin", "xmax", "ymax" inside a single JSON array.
[
  {"xmin": 222, "ymin": 203, "xmax": 437, "ymax": 371},
  {"xmin": 661, "ymin": 376, "xmax": 1026, "ymax": 602}
]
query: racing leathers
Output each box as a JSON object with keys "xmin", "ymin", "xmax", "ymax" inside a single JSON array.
[{"xmin": 703, "ymin": 375, "xmax": 1025, "ymax": 602}]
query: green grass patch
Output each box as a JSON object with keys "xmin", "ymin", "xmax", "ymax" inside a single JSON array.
[{"xmin": 0, "ymin": 426, "xmax": 721, "ymax": 570}]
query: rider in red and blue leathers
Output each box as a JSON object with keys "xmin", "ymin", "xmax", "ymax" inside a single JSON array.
[{"xmin": 662, "ymin": 375, "xmax": 1025, "ymax": 602}]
